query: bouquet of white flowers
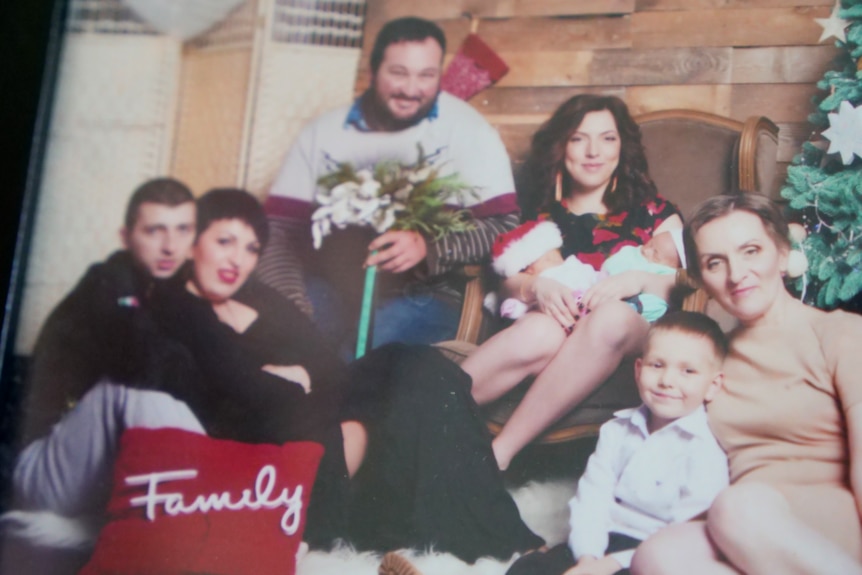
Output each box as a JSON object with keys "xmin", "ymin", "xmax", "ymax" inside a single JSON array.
[
  {"xmin": 312, "ymin": 146, "xmax": 476, "ymax": 357},
  {"xmin": 312, "ymin": 145, "xmax": 476, "ymax": 249}
]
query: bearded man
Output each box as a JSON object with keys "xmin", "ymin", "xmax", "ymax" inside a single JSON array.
[{"xmin": 258, "ymin": 16, "xmax": 518, "ymax": 354}]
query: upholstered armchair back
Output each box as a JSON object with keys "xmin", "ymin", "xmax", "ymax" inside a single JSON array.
[
  {"xmin": 636, "ymin": 111, "xmax": 779, "ymax": 333},
  {"xmin": 636, "ymin": 110, "xmax": 780, "ymax": 220}
]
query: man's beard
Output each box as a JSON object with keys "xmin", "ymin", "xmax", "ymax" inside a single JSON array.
[{"xmin": 366, "ymin": 88, "xmax": 439, "ymax": 131}]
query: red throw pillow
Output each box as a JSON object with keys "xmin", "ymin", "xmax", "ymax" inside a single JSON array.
[{"xmin": 79, "ymin": 427, "xmax": 323, "ymax": 575}]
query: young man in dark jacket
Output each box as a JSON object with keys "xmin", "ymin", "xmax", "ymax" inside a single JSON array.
[{"xmin": 19, "ymin": 177, "xmax": 196, "ymax": 444}]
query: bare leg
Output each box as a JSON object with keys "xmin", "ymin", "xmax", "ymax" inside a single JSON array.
[
  {"xmin": 462, "ymin": 312, "xmax": 567, "ymax": 405},
  {"xmin": 340, "ymin": 420, "xmax": 367, "ymax": 478},
  {"xmin": 492, "ymin": 302, "xmax": 648, "ymax": 470},
  {"xmin": 631, "ymin": 521, "xmax": 738, "ymax": 575},
  {"xmin": 707, "ymin": 482, "xmax": 862, "ymax": 575}
]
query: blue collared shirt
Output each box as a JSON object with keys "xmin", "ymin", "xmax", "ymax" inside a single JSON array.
[{"xmin": 344, "ymin": 93, "xmax": 439, "ymax": 132}]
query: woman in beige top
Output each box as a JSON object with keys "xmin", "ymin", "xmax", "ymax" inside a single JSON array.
[{"xmin": 631, "ymin": 193, "xmax": 862, "ymax": 575}]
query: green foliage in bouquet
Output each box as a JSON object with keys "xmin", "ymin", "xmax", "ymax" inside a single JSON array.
[{"xmin": 312, "ymin": 145, "xmax": 477, "ymax": 249}]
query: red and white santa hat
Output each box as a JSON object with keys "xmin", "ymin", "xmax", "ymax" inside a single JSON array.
[{"xmin": 492, "ymin": 220, "xmax": 563, "ymax": 277}]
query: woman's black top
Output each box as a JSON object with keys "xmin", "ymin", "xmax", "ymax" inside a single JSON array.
[{"xmin": 147, "ymin": 279, "xmax": 542, "ymax": 560}]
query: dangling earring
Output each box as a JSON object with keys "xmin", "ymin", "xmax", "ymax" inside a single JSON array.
[
  {"xmin": 609, "ymin": 175, "xmax": 618, "ymax": 194},
  {"xmin": 555, "ymin": 171, "xmax": 563, "ymax": 203}
]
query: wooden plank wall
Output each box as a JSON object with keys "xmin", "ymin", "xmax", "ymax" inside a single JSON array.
[{"xmin": 357, "ymin": 0, "xmax": 842, "ymax": 194}]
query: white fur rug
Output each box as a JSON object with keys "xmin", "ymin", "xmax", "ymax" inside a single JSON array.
[
  {"xmin": 297, "ymin": 479, "xmax": 578, "ymax": 575},
  {"xmin": 0, "ymin": 479, "xmax": 578, "ymax": 575}
]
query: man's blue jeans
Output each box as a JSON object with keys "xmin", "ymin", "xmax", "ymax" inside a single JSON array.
[{"xmin": 306, "ymin": 276, "xmax": 461, "ymax": 360}]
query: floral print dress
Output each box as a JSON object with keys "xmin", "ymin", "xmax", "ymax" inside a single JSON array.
[{"xmin": 546, "ymin": 195, "xmax": 681, "ymax": 271}]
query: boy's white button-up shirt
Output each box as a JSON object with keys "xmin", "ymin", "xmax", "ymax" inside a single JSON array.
[{"xmin": 567, "ymin": 405, "xmax": 729, "ymax": 568}]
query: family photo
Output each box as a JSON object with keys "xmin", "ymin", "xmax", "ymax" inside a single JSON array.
[{"xmin": 1, "ymin": 0, "xmax": 862, "ymax": 574}]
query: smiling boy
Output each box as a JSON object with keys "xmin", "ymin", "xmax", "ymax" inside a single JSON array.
[{"xmin": 507, "ymin": 311, "xmax": 729, "ymax": 575}]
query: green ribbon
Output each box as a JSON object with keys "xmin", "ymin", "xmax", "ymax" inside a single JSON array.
[{"xmin": 355, "ymin": 262, "xmax": 377, "ymax": 358}]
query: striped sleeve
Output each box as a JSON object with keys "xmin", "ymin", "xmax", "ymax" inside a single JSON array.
[
  {"xmin": 426, "ymin": 212, "xmax": 519, "ymax": 276},
  {"xmin": 254, "ymin": 215, "xmax": 314, "ymax": 317}
]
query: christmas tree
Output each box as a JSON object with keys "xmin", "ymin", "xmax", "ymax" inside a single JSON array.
[{"xmin": 782, "ymin": 0, "xmax": 862, "ymax": 308}]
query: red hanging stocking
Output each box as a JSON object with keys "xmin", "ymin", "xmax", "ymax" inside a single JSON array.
[{"xmin": 441, "ymin": 33, "xmax": 509, "ymax": 101}]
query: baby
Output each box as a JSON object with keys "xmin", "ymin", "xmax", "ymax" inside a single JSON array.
[
  {"xmin": 491, "ymin": 220, "xmax": 685, "ymax": 323},
  {"xmin": 507, "ymin": 311, "xmax": 730, "ymax": 575}
]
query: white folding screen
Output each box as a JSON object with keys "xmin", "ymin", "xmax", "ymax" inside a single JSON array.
[
  {"xmin": 16, "ymin": 13, "xmax": 181, "ymax": 353},
  {"xmin": 15, "ymin": 0, "xmax": 366, "ymax": 353},
  {"xmin": 241, "ymin": 0, "xmax": 365, "ymax": 196}
]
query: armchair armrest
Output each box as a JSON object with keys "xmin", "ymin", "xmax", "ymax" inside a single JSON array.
[
  {"xmin": 454, "ymin": 265, "xmax": 484, "ymax": 343},
  {"xmin": 455, "ymin": 267, "xmax": 709, "ymax": 344},
  {"xmin": 739, "ymin": 116, "xmax": 779, "ymax": 194}
]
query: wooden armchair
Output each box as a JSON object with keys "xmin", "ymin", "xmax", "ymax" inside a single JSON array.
[{"xmin": 440, "ymin": 110, "xmax": 779, "ymax": 443}]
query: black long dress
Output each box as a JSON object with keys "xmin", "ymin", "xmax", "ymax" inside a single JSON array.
[
  {"xmin": 344, "ymin": 343, "xmax": 544, "ymax": 562},
  {"xmin": 146, "ymin": 279, "xmax": 543, "ymax": 561}
]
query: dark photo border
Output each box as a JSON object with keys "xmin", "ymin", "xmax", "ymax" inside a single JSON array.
[{"xmin": 0, "ymin": 0, "xmax": 66, "ymax": 502}]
